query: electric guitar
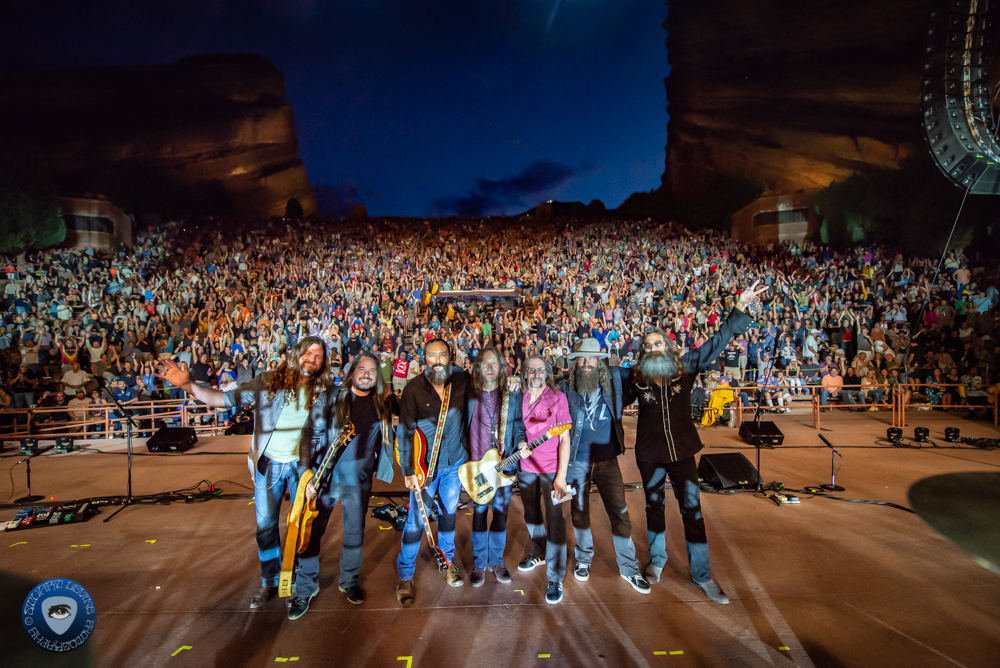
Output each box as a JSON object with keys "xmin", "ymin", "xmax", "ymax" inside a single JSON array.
[
  {"xmin": 279, "ymin": 423, "xmax": 355, "ymax": 598},
  {"xmin": 409, "ymin": 427, "xmax": 451, "ymax": 571},
  {"xmin": 458, "ymin": 422, "xmax": 572, "ymax": 504}
]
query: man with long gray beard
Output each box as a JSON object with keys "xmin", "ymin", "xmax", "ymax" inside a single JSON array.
[
  {"xmin": 627, "ymin": 281, "xmax": 767, "ymax": 604},
  {"xmin": 559, "ymin": 338, "xmax": 649, "ymax": 594}
]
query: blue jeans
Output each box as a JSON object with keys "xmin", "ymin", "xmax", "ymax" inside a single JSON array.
[
  {"xmin": 566, "ymin": 459, "xmax": 640, "ymax": 577},
  {"xmin": 517, "ymin": 470, "xmax": 567, "ymax": 583},
  {"xmin": 637, "ymin": 458, "xmax": 711, "ymax": 584},
  {"xmin": 296, "ymin": 482, "xmax": 372, "ymax": 596},
  {"xmin": 472, "ymin": 486, "xmax": 511, "ymax": 569},
  {"xmin": 820, "ymin": 389, "xmax": 857, "ymax": 406},
  {"xmin": 254, "ymin": 458, "xmax": 301, "ymax": 587},
  {"xmin": 397, "ymin": 461, "xmax": 463, "ymax": 580}
]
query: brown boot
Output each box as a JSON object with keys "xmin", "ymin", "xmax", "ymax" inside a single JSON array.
[
  {"xmin": 444, "ymin": 563, "xmax": 465, "ymax": 587},
  {"xmin": 396, "ymin": 579, "xmax": 415, "ymax": 607}
]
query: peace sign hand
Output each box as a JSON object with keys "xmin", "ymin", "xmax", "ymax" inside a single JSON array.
[{"xmin": 736, "ymin": 280, "xmax": 768, "ymax": 312}]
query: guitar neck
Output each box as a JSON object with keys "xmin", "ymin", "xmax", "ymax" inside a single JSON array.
[
  {"xmin": 315, "ymin": 427, "xmax": 354, "ymax": 484},
  {"xmin": 496, "ymin": 431, "xmax": 554, "ymax": 470}
]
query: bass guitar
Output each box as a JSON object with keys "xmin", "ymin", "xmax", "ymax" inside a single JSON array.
[
  {"xmin": 458, "ymin": 422, "xmax": 571, "ymax": 504},
  {"xmin": 279, "ymin": 423, "xmax": 355, "ymax": 598}
]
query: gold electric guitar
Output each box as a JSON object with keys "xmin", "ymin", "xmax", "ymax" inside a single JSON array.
[
  {"xmin": 458, "ymin": 422, "xmax": 571, "ymax": 504},
  {"xmin": 279, "ymin": 423, "xmax": 355, "ymax": 598}
]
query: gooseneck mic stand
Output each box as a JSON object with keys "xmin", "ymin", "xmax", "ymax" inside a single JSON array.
[
  {"xmin": 818, "ymin": 434, "xmax": 845, "ymax": 491},
  {"xmin": 96, "ymin": 376, "xmax": 140, "ymax": 522}
]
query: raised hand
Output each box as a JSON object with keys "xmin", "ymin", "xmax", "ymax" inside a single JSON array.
[
  {"xmin": 153, "ymin": 358, "xmax": 191, "ymax": 390},
  {"xmin": 736, "ymin": 280, "xmax": 768, "ymax": 312}
]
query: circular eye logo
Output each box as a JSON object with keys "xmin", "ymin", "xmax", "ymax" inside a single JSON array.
[{"xmin": 22, "ymin": 578, "xmax": 96, "ymax": 652}]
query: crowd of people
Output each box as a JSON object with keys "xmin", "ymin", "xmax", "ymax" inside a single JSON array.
[{"xmin": 1, "ymin": 215, "xmax": 998, "ymax": 434}]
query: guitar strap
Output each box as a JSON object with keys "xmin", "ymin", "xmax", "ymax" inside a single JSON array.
[
  {"xmin": 424, "ymin": 383, "xmax": 451, "ymax": 484},
  {"xmin": 498, "ymin": 388, "xmax": 509, "ymax": 455}
]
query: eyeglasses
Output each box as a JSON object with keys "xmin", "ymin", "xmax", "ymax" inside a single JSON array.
[
  {"xmin": 526, "ymin": 367, "xmax": 546, "ymax": 376},
  {"xmin": 642, "ymin": 339, "xmax": 666, "ymax": 351}
]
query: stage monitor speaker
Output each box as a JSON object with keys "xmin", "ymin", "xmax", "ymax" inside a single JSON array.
[
  {"xmin": 738, "ymin": 420, "xmax": 784, "ymax": 446},
  {"xmin": 698, "ymin": 453, "xmax": 763, "ymax": 491},
  {"xmin": 146, "ymin": 427, "xmax": 198, "ymax": 453}
]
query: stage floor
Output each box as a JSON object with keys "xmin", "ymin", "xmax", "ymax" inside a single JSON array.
[{"xmin": 2, "ymin": 411, "xmax": 999, "ymax": 668}]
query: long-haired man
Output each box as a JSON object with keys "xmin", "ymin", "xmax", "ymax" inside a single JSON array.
[
  {"xmin": 626, "ymin": 281, "xmax": 766, "ymax": 605},
  {"xmin": 295, "ymin": 352, "xmax": 397, "ymax": 609},
  {"xmin": 155, "ymin": 336, "xmax": 330, "ymax": 619}
]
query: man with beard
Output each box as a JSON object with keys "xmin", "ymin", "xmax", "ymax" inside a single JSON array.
[
  {"xmin": 395, "ymin": 338, "xmax": 472, "ymax": 605},
  {"xmin": 154, "ymin": 336, "xmax": 330, "ymax": 619},
  {"xmin": 628, "ymin": 281, "xmax": 766, "ymax": 605},
  {"xmin": 559, "ymin": 338, "xmax": 648, "ymax": 594},
  {"xmin": 295, "ymin": 353, "xmax": 397, "ymax": 609},
  {"xmin": 465, "ymin": 347, "xmax": 527, "ymax": 587}
]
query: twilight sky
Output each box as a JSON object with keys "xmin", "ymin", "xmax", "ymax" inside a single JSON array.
[{"xmin": 0, "ymin": 1, "xmax": 668, "ymax": 217}]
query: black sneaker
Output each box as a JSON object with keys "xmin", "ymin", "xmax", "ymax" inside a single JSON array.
[
  {"xmin": 545, "ymin": 581, "xmax": 563, "ymax": 605},
  {"xmin": 288, "ymin": 592, "xmax": 317, "ymax": 620},
  {"xmin": 338, "ymin": 583, "xmax": 366, "ymax": 605},
  {"xmin": 573, "ymin": 563, "xmax": 590, "ymax": 582},
  {"xmin": 518, "ymin": 555, "xmax": 544, "ymax": 572},
  {"xmin": 621, "ymin": 573, "xmax": 651, "ymax": 594}
]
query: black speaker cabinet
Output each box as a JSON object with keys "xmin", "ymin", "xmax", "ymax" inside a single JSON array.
[
  {"xmin": 146, "ymin": 427, "xmax": 198, "ymax": 453},
  {"xmin": 698, "ymin": 453, "xmax": 762, "ymax": 490},
  {"xmin": 738, "ymin": 420, "xmax": 784, "ymax": 446}
]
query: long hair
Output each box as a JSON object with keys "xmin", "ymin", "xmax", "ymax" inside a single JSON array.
[
  {"xmin": 567, "ymin": 356, "xmax": 612, "ymax": 398},
  {"xmin": 335, "ymin": 351, "xmax": 392, "ymax": 427},
  {"xmin": 521, "ymin": 354, "xmax": 557, "ymax": 392},
  {"xmin": 633, "ymin": 328, "xmax": 685, "ymax": 386},
  {"xmin": 471, "ymin": 347, "xmax": 507, "ymax": 398},
  {"xmin": 266, "ymin": 335, "xmax": 330, "ymax": 410}
]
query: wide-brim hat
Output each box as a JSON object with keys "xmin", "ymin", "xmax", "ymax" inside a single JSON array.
[{"xmin": 567, "ymin": 338, "xmax": 608, "ymax": 360}]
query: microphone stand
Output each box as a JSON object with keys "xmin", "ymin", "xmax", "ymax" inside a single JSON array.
[
  {"xmin": 96, "ymin": 376, "xmax": 140, "ymax": 522},
  {"xmin": 818, "ymin": 434, "xmax": 845, "ymax": 491}
]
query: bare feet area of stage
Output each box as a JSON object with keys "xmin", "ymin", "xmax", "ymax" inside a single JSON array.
[{"xmin": 2, "ymin": 412, "xmax": 999, "ymax": 668}]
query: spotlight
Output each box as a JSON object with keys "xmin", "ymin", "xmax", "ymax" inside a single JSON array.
[
  {"xmin": 944, "ymin": 427, "xmax": 960, "ymax": 443},
  {"xmin": 886, "ymin": 428, "xmax": 903, "ymax": 444},
  {"xmin": 914, "ymin": 427, "xmax": 930, "ymax": 443},
  {"xmin": 19, "ymin": 437, "xmax": 38, "ymax": 455},
  {"xmin": 55, "ymin": 437, "xmax": 75, "ymax": 453}
]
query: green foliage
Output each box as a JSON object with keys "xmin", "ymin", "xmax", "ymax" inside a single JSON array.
[
  {"xmin": 0, "ymin": 138, "xmax": 65, "ymax": 255},
  {"xmin": 815, "ymin": 154, "xmax": 1000, "ymax": 254}
]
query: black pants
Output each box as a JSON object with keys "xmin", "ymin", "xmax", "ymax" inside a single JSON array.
[
  {"xmin": 566, "ymin": 458, "xmax": 640, "ymax": 576},
  {"xmin": 296, "ymin": 481, "xmax": 373, "ymax": 596}
]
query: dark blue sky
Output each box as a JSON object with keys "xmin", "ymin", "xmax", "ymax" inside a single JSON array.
[{"xmin": 0, "ymin": 1, "xmax": 668, "ymax": 217}]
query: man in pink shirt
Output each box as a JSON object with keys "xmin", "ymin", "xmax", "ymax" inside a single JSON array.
[{"xmin": 516, "ymin": 355, "xmax": 572, "ymax": 605}]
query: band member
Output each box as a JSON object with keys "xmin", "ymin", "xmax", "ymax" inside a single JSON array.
[
  {"xmin": 516, "ymin": 355, "xmax": 572, "ymax": 605},
  {"xmin": 395, "ymin": 338, "xmax": 472, "ymax": 606},
  {"xmin": 559, "ymin": 338, "xmax": 649, "ymax": 594},
  {"xmin": 296, "ymin": 352, "xmax": 397, "ymax": 610},
  {"xmin": 628, "ymin": 281, "xmax": 766, "ymax": 604},
  {"xmin": 154, "ymin": 337, "xmax": 330, "ymax": 619},
  {"xmin": 465, "ymin": 347, "xmax": 526, "ymax": 586}
]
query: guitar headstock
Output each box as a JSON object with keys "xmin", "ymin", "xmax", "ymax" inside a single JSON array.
[{"xmin": 545, "ymin": 422, "xmax": 572, "ymax": 439}]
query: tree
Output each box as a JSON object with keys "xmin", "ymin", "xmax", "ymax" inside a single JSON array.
[{"xmin": 0, "ymin": 138, "xmax": 65, "ymax": 257}]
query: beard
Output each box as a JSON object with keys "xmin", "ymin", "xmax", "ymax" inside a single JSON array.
[
  {"xmin": 637, "ymin": 350, "xmax": 680, "ymax": 382},
  {"xmin": 354, "ymin": 376, "xmax": 376, "ymax": 391},
  {"xmin": 573, "ymin": 366, "xmax": 601, "ymax": 395},
  {"xmin": 425, "ymin": 363, "xmax": 449, "ymax": 386}
]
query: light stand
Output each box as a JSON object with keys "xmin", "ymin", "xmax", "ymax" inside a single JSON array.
[
  {"xmin": 97, "ymin": 376, "xmax": 140, "ymax": 522},
  {"xmin": 15, "ymin": 446, "xmax": 53, "ymax": 503},
  {"xmin": 818, "ymin": 434, "xmax": 845, "ymax": 492}
]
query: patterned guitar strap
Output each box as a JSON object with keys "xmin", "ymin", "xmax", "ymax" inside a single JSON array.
[
  {"xmin": 497, "ymin": 387, "xmax": 509, "ymax": 454},
  {"xmin": 424, "ymin": 383, "xmax": 451, "ymax": 484}
]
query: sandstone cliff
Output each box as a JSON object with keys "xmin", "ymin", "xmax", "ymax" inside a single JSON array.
[
  {"xmin": 0, "ymin": 54, "xmax": 316, "ymax": 218},
  {"xmin": 664, "ymin": 0, "xmax": 931, "ymax": 195}
]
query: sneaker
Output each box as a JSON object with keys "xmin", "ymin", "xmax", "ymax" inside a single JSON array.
[
  {"xmin": 518, "ymin": 555, "xmax": 544, "ymax": 572},
  {"xmin": 695, "ymin": 579, "xmax": 730, "ymax": 604},
  {"xmin": 249, "ymin": 585, "xmax": 277, "ymax": 609},
  {"xmin": 644, "ymin": 563, "xmax": 663, "ymax": 584},
  {"xmin": 490, "ymin": 565, "xmax": 512, "ymax": 583},
  {"xmin": 622, "ymin": 573, "xmax": 651, "ymax": 594},
  {"xmin": 396, "ymin": 579, "xmax": 415, "ymax": 607},
  {"xmin": 287, "ymin": 591, "xmax": 317, "ymax": 620},
  {"xmin": 444, "ymin": 563, "xmax": 465, "ymax": 587},
  {"xmin": 470, "ymin": 567, "xmax": 486, "ymax": 587},
  {"xmin": 545, "ymin": 581, "xmax": 563, "ymax": 605},
  {"xmin": 573, "ymin": 563, "xmax": 590, "ymax": 582},
  {"xmin": 338, "ymin": 583, "xmax": 366, "ymax": 605}
]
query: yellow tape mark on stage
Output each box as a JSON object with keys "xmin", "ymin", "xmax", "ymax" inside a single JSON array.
[
  {"xmin": 778, "ymin": 646, "xmax": 790, "ymax": 651},
  {"xmin": 275, "ymin": 659, "xmax": 287, "ymax": 663},
  {"xmin": 654, "ymin": 651, "xmax": 667, "ymax": 655},
  {"xmin": 669, "ymin": 651, "xmax": 683, "ymax": 655},
  {"xmin": 465, "ymin": 512, "xmax": 472, "ymax": 515},
  {"xmin": 9, "ymin": 542, "xmax": 27, "ymax": 547},
  {"xmin": 538, "ymin": 654, "xmax": 551, "ymax": 659},
  {"xmin": 514, "ymin": 589, "xmax": 524, "ymax": 595},
  {"xmin": 171, "ymin": 645, "xmax": 192, "ymax": 656},
  {"xmin": 397, "ymin": 657, "xmax": 413, "ymax": 668},
  {"xmin": 71, "ymin": 544, "xmax": 92, "ymax": 548},
  {"xmin": 248, "ymin": 501, "xmax": 255, "ymax": 505},
  {"xmin": 146, "ymin": 540, "xmax": 156, "ymax": 544},
  {"xmin": 379, "ymin": 525, "xmax": 392, "ymax": 530}
]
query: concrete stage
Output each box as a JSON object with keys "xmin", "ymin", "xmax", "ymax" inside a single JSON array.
[{"xmin": 1, "ymin": 411, "xmax": 999, "ymax": 668}]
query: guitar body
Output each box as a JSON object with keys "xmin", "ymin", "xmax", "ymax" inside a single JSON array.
[
  {"xmin": 458, "ymin": 449, "xmax": 516, "ymax": 504},
  {"xmin": 412, "ymin": 428, "xmax": 430, "ymax": 487},
  {"xmin": 279, "ymin": 468, "xmax": 314, "ymax": 598}
]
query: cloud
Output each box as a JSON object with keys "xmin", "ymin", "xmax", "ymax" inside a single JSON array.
[
  {"xmin": 313, "ymin": 181, "xmax": 379, "ymax": 217},
  {"xmin": 430, "ymin": 160, "xmax": 577, "ymax": 216}
]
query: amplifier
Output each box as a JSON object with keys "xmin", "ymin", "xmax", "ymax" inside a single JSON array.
[
  {"xmin": 146, "ymin": 427, "xmax": 198, "ymax": 453},
  {"xmin": 698, "ymin": 453, "xmax": 762, "ymax": 491},
  {"xmin": 738, "ymin": 420, "xmax": 784, "ymax": 447}
]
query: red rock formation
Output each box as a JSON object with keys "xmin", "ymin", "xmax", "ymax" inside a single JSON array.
[
  {"xmin": 0, "ymin": 54, "xmax": 315, "ymax": 218},
  {"xmin": 664, "ymin": 1, "xmax": 930, "ymax": 195}
]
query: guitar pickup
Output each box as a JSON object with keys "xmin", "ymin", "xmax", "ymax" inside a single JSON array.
[{"xmin": 476, "ymin": 487, "xmax": 494, "ymax": 499}]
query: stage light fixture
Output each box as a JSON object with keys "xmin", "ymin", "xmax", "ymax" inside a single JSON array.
[
  {"xmin": 914, "ymin": 427, "xmax": 930, "ymax": 443},
  {"xmin": 886, "ymin": 428, "xmax": 903, "ymax": 444},
  {"xmin": 943, "ymin": 428, "xmax": 960, "ymax": 443},
  {"xmin": 19, "ymin": 437, "xmax": 38, "ymax": 455},
  {"xmin": 55, "ymin": 437, "xmax": 74, "ymax": 453}
]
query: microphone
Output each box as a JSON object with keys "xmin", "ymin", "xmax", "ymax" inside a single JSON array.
[{"xmin": 818, "ymin": 434, "xmax": 835, "ymax": 449}]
